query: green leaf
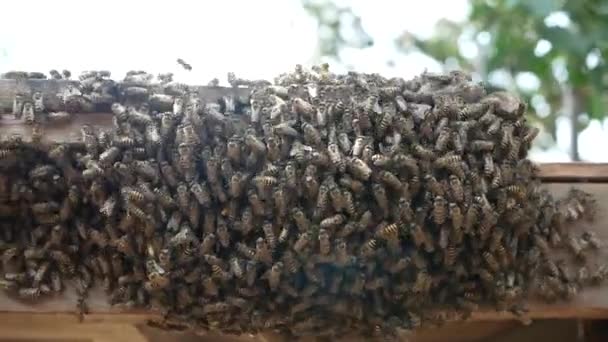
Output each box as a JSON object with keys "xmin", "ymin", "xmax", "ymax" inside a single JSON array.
[
  {"xmin": 587, "ymin": 87, "xmax": 606, "ymax": 120},
  {"xmin": 541, "ymin": 27, "xmax": 590, "ymax": 57},
  {"xmin": 522, "ymin": 0, "xmax": 566, "ymax": 17}
]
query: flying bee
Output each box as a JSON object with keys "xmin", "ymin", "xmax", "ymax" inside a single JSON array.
[{"xmin": 177, "ymin": 58, "xmax": 192, "ymax": 71}]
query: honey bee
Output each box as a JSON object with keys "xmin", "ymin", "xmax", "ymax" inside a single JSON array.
[
  {"xmin": 432, "ymin": 196, "xmax": 448, "ymax": 225},
  {"xmin": 253, "ymin": 237, "xmax": 272, "ymax": 266},
  {"xmin": 590, "ymin": 265, "xmax": 608, "ymax": 284},
  {"xmin": 372, "ymin": 183, "xmax": 389, "ymax": 219},
  {"xmin": 347, "ymin": 157, "xmax": 372, "ymax": 181},
  {"xmin": 216, "ymin": 219, "xmax": 231, "ymax": 248},
  {"xmin": 435, "ymin": 128, "xmax": 450, "ymax": 151},
  {"xmin": 19, "ymin": 287, "xmax": 42, "ymax": 300},
  {"xmin": 375, "ymin": 222, "xmax": 399, "ymax": 241},
  {"xmin": 176, "ymin": 58, "xmax": 192, "ymax": 71},
  {"xmin": 302, "ymin": 122, "xmax": 322, "ymax": 147},
  {"xmin": 266, "ymin": 262, "xmax": 283, "ymax": 291},
  {"xmin": 483, "ymin": 251, "xmax": 500, "ymax": 272},
  {"xmin": 262, "ymin": 221, "xmax": 277, "ymax": 250},
  {"xmin": 449, "ymin": 203, "xmax": 463, "ymax": 232},
  {"xmin": 360, "ymin": 238, "xmax": 378, "ymax": 258},
  {"xmin": 318, "ymin": 228, "xmax": 331, "ymax": 255},
  {"xmin": 566, "ymin": 235, "xmax": 585, "ymax": 261},
  {"xmin": 245, "ymin": 131, "xmax": 266, "ymax": 156},
  {"xmin": 293, "ymin": 232, "xmax": 312, "ymax": 254},
  {"xmin": 582, "ymin": 231, "xmax": 601, "ymax": 250},
  {"xmin": 379, "ymin": 170, "xmax": 402, "ymax": 190},
  {"xmin": 247, "ymin": 189, "xmax": 265, "ymax": 217},
  {"xmin": 12, "ymin": 94, "xmax": 24, "ymax": 118},
  {"xmin": 412, "ymin": 271, "xmax": 431, "ymax": 294},
  {"xmin": 22, "ymin": 102, "xmax": 35, "ymax": 124},
  {"xmin": 434, "ymin": 154, "xmax": 461, "ymax": 169},
  {"xmin": 292, "ymin": 207, "xmax": 311, "ymax": 232}
]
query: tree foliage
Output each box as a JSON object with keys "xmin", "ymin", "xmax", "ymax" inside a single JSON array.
[
  {"xmin": 302, "ymin": 0, "xmax": 373, "ymax": 61},
  {"xmin": 304, "ymin": 0, "xmax": 608, "ymax": 159}
]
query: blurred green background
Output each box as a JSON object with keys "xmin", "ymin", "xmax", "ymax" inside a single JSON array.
[{"xmin": 303, "ymin": 0, "xmax": 608, "ymax": 162}]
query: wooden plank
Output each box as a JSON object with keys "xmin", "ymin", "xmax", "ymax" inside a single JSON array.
[
  {"xmin": 0, "ymin": 79, "xmax": 76, "ymax": 113},
  {"xmin": 538, "ymin": 163, "xmax": 608, "ymax": 182},
  {"xmin": 0, "ymin": 183, "xmax": 604, "ymax": 323},
  {"xmin": 0, "ymin": 313, "xmax": 147, "ymax": 342},
  {"xmin": 0, "ymin": 113, "xmax": 114, "ymax": 143},
  {"xmin": 1, "ymin": 110, "xmax": 607, "ymax": 181},
  {"xmin": 0, "ymin": 79, "xmax": 251, "ymax": 113}
]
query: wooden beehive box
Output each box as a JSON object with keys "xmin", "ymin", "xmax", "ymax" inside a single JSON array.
[{"xmin": 1, "ymin": 79, "xmax": 607, "ymax": 341}]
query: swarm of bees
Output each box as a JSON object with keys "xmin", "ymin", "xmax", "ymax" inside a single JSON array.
[{"xmin": 0, "ymin": 65, "xmax": 600, "ymax": 340}]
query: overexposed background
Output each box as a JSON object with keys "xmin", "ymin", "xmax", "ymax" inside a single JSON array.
[{"xmin": 0, "ymin": 0, "xmax": 605, "ymax": 162}]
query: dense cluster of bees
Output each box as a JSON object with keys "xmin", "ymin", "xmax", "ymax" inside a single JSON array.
[{"xmin": 0, "ymin": 65, "xmax": 600, "ymax": 340}]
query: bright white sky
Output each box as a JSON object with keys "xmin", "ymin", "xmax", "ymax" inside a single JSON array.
[{"xmin": 0, "ymin": 0, "xmax": 605, "ymax": 161}]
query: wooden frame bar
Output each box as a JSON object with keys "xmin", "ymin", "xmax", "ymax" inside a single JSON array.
[{"xmin": 0, "ymin": 182, "xmax": 604, "ymax": 324}]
